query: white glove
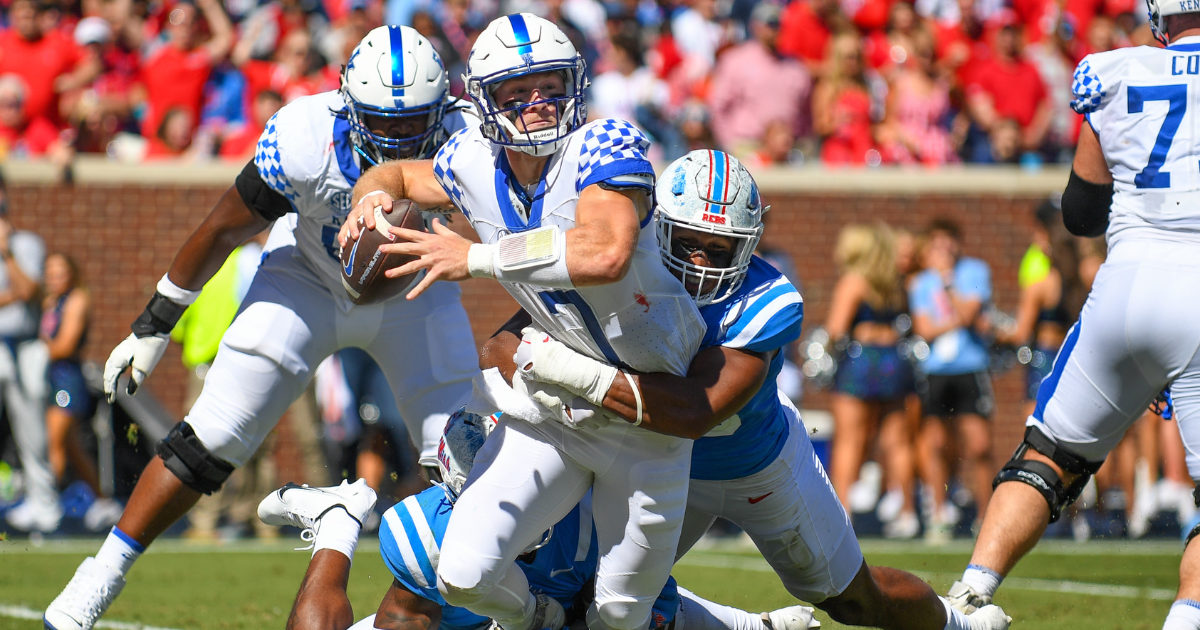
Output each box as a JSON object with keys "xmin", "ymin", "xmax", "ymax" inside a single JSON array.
[
  {"xmin": 526, "ymin": 382, "xmax": 609, "ymax": 431},
  {"xmin": 515, "ymin": 328, "xmax": 618, "ymax": 407},
  {"xmin": 103, "ymin": 333, "xmax": 170, "ymax": 403}
]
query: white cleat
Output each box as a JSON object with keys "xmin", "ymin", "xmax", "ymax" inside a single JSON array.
[
  {"xmin": 966, "ymin": 604, "xmax": 1011, "ymax": 630},
  {"xmin": 257, "ymin": 479, "xmax": 378, "ymax": 535},
  {"xmin": 43, "ymin": 557, "xmax": 125, "ymax": 630},
  {"xmin": 946, "ymin": 581, "xmax": 992, "ymax": 614},
  {"xmin": 6, "ymin": 499, "xmax": 63, "ymax": 533},
  {"xmin": 762, "ymin": 604, "xmax": 820, "ymax": 629}
]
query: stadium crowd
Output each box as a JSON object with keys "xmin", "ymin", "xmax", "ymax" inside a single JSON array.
[{"xmin": 0, "ymin": 0, "xmax": 1154, "ymax": 165}]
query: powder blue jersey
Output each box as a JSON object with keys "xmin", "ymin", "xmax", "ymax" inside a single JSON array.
[
  {"xmin": 379, "ymin": 486, "xmax": 679, "ymax": 629},
  {"xmin": 690, "ymin": 256, "xmax": 804, "ymax": 481}
]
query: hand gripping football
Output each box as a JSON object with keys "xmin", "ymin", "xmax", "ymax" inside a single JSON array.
[{"xmin": 340, "ymin": 199, "xmax": 426, "ymax": 305}]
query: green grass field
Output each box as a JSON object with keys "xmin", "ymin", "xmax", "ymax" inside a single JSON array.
[{"xmin": 0, "ymin": 537, "xmax": 1183, "ymax": 629}]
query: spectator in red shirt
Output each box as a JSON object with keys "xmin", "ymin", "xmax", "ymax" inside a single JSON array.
[
  {"xmin": 813, "ymin": 31, "xmax": 883, "ymax": 165},
  {"xmin": 964, "ymin": 17, "xmax": 1051, "ymax": 161},
  {"xmin": 778, "ymin": 0, "xmax": 847, "ymax": 69},
  {"xmin": 144, "ymin": 106, "xmax": 197, "ymax": 158},
  {"xmin": 0, "ymin": 74, "xmax": 68, "ymax": 160},
  {"xmin": 137, "ymin": 0, "xmax": 233, "ymax": 152},
  {"xmin": 707, "ymin": 3, "xmax": 812, "ymax": 156},
  {"xmin": 0, "ymin": 0, "xmax": 100, "ymax": 126},
  {"xmin": 218, "ymin": 89, "xmax": 282, "ymax": 160},
  {"xmin": 933, "ymin": 0, "xmax": 992, "ymax": 87},
  {"xmin": 233, "ymin": 28, "xmax": 338, "ymax": 107}
]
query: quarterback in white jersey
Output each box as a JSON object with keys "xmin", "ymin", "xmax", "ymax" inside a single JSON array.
[
  {"xmin": 43, "ymin": 27, "xmax": 477, "ymax": 630},
  {"xmin": 944, "ymin": 3, "xmax": 1200, "ymax": 627},
  {"xmin": 340, "ymin": 13, "xmax": 703, "ymax": 630},
  {"xmin": 493, "ymin": 151, "xmax": 1010, "ymax": 630}
]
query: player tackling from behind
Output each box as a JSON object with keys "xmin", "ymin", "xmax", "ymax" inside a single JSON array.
[
  {"xmin": 43, "ymin": 26, "xmax": 480, "ymax": 630},
  {"xmin": 942, "ymin": 0, "xmax": 1200, "ymax": 627},
  {"xmin": 262, "ymin": 410, "xmax": 821, "ymax": 630},
  {"xmin": 489, "ymin": 150, "xmax": 1009, "ymax": 630},
  {"xmin": 341, "ymin": 13, "xmax": 705, "ymax": 630}
]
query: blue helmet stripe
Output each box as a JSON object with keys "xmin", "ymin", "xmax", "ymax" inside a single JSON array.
[
  {"xmin": 388, "ymin": 26, "xmax": 406, "ymax": 98},
  {"xmin": 508, "ymin": 14, "xmax": 533, "ymax": 55},
  {"xmin": 709, "ymin": 150, "xmax": 727, "ymax": 215}
]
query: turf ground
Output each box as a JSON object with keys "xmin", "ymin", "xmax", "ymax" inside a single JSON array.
[{"xmin": 0, "ymin": 537, "xmax": 1182, "ymax": 630}]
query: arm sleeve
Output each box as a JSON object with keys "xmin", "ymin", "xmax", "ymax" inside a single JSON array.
[
  {"xmin": 1071, "ymin": 55, "xmax": 1112, "ymax": 130},
  {"xmin": 720, "ymin": 282, "xmax": 805, "ymax": 353},
  {"xmin": 575, "ymin": 119, "xmax": 656, "ymax": 192},
  {"xmin": 378, "ymin": 506, "xmax": 440, "ymax": 598},
  {"xmin": 252, "ymin": 111, "xmax": 303, "ymax": 212},
  {"xmin": 432, "ymin": 129, "xmax": 470, "ymax": 217},
  {"xmin": 1061, "ymin": 169, "xmax": 1113, "ymax": 237}
]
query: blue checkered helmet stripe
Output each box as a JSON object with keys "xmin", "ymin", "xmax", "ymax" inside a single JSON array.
[
  {"xmin": 507, "ymin": 14, "xmax": 533, "ymax": 55},
  {"xmin": 388, "ymin": 26, "xmax": 406, "ymax": 98}
]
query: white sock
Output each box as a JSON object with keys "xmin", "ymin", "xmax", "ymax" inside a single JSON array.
[
  {"xmin": 1164, "ymin": 600, "xmax": 1200, "ymax": 630},
  {"xmin": 313, "ymin": 508, "xmax": 363, "ymax": 564},
  {"xmin": 941, "ymin": 597, "xmax": 970, "ymax": 630},
  {"xmin": 961, "ymin": 564, "xmax": 1003, "ymax": 599},
  {"xmin": 675, "ymin": 587, "xmax": 766, "ymax": 630},
  {"xmin": 94, "ymin": 527, "xmax": 144, "ymax": 576}
]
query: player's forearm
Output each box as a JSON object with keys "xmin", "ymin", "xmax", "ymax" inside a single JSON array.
[
  {"xmin": 3, "ymin": 257, "xmax": 37, "ymax": 302},
  {"xmin": 563, "ymin": 221, "xmax": 636, "ymax": 286},
  {"xmin": 166, "ymin": 186, "xmax": 270, "ymax": 291}
]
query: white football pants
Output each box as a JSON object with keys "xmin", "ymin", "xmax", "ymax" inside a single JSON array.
[
  {"xmin": 438, "ymin": 415, "xmax": 692, "ymax": 630},
  {"xmin": 187, "ymin": 245, "xmax": 477, "ymax": 467}
]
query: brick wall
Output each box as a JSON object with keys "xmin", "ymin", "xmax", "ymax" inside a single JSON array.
[{"xmin": 8, "ymin": 181, "xmax": 1045, "ymax": 478}]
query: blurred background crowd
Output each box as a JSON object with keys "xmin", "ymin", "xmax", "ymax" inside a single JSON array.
[{"xmin": 0, "ymin": 0, "xmax": 1155, "ymax": 166}]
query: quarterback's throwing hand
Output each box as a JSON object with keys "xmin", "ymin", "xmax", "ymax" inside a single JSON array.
[
  {"xmin": 338, "ymin": 190, "xmax": 394, "ymax": 247},
  {"xmin": 103, "ymin": 333, "xmax": 170, "ymax": 403},
  {"xmin": 380, "ymin": 217, "xmax": 473, "ymax": 300}
]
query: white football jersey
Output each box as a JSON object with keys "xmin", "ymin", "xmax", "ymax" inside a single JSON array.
[
  {"xmin": 257, "ymin": 91, "xmax": 477, "ymax": 310},
  {"xmin": 433, "ymin": 118, "xmax": 705, "ymax": 376},
  {"xmin": 1072, "ymin": 37, "xmax": 1200, "ymax": 246}
]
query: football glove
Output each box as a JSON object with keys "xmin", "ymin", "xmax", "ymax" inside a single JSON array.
[
  {"xmin": 515, "ymin": 327, "xmax": 617, "ymax": 408},
  {"xmin": 103, "ymin": 332, "xmax": 170, "ymax": 402}
]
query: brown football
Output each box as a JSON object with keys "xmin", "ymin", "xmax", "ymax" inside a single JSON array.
[{"xmin": 340, "ymin": 199, "xmax": 426, "ymax": 305}]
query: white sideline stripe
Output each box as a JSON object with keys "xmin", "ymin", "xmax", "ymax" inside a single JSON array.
[
  {"xmin": 0, "ymin": 604, "xmax": 189, "ymax": 630},
  {"xmin": 675, "ymin": 553, "xmax": 1177, "ymax": 601}
]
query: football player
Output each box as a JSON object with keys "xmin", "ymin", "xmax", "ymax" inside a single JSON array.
[
  {"xmin": 491, "ymin": 151, "xmax": 1010, "ymax": 630},
  {"xmin": 943, "ymin": 1, "xmax": 1200, "ymax": 627},
  {"xmin": 262, "ymin": 410, "xmax": 821, "ymax": 630},
  {"xmin": 339, "ymin": 14, "xmax": 705, "ymax": 630},
  {"xmin": 43, "ymin": 26, "xmax": 479, "ymax": 630}
]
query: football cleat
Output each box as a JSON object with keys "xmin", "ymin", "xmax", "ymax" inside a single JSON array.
[
  {"xmin": 762, "ymin": 604, "xmax": 820, "ymax": 629},
  {"xmin": 257, "ymin": 479, "xmax": 377, "ymax": 548},
  {"xmin": 43, "ymin": 557, "xmax": 125, "ymax": 630},
  {"xmin": 966, "ymin": 604, "xmax": 1011, "ymax": 630},
  {"xmin": 946, "ymin": 581, "xmax": 992, "ymax": 614}
]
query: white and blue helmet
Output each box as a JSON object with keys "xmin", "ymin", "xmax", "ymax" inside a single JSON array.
[
  {"xmin": 464, "ymin": 13, "xmax": 588, "ymax": 157},
  {"xmin": 655, "ymin": 150, "xmax": 767, "ymax": 306},
  {"xmin": 435, "ymin": 408, "xmax": 497, "ymax": 500},
  {"xmin": 1147, "ymin": 0, "xmax": 1198, "ymax": 43},
  {"xmin": 342, "ymin": 25, "xmax": 449, "ymax": 164}
]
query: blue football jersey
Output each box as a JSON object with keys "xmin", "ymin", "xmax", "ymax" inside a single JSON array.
[{"xmin": 690, "ymin": 256, "xmax": 805, "ymax": 481}]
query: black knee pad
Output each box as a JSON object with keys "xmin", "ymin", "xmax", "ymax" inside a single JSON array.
[
  {"xmin": 993, "ymin": 426, "xmax": 1104, "ymax": 523},
  {"xmin": 157, "ymin": 422, "xmax": 235, "ymax": 495}
]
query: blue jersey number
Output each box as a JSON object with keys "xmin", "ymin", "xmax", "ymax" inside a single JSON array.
[{"xmin": 1128, "ymin": 84, "xmax": 1188, "ymax": 189}]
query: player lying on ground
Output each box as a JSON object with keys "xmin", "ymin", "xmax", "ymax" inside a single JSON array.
[
  {"xmin": 43, "ymin": 26, "xmax": 480, "ymax": 630},
  {"xmin": 482, "ymin": 151, "xmax": 1011, "ymax": 630},
  {"xmin": 340, "ymin": 14, "xmax": 705, "ymax": 630},
  {"xmin": 942, "ymin": 2, "xmax": 1200, "ymax": 629},
  {"xmin": 267, "ymin": 409, "xmax": 822, "ymax": 630}
]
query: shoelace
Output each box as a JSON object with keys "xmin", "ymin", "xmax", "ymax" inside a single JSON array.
[
  {"xmin": 296, "ymin": 527, "xmax": 317, "ymax": 551},
  {"xmin": 61, "ymin": 570, "xmax": 114, "ymax": 624}
]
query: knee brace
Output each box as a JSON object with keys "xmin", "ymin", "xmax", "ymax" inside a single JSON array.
[
  {"xmin": 157, "ymin": 422, "xmax": 235, "ymax": 495},
  {"xmin": 992, "ymin": 426, "xmax": 1104, "ymax": 523},
  {"xmin": 1187, "ymin": 489, "xmax": 1200, "ymax": 548}
]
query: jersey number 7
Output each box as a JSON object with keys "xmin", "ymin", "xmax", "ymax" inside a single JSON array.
[{"xmin": 1128, "ymin": 84, "xmax": 1187, "ymax": 189}]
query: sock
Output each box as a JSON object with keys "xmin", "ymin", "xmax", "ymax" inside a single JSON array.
[
  {"xmin": 1164, "ymin": 599, "xmax": 1200, "ymax": 630},
  {"xmin": 961, "ymin": 564, "xmax": 1003, "ymax": 599},
  {"xmin": 940, "ymin": 597, "xmax": 970, "ymax": 630},
  {"xmin": 313, "ymin": 508, "xmax": 363, "ymax": 564},
  {"xmin": 94, "ymin": 527, "xmax": 144, "ymax": 576},
  {"xmin": 675, "ymin": 587, "xmax": 766, "ymax": 630}
]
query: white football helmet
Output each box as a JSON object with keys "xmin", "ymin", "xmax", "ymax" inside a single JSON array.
[
  {"xmin": 655, "ymin": 150, "xmax": 767, "ymax": 306},
  {"xmin": 464, "ymin": 13, "xmax": 588, "ymax": 157},
  {"xmin": 436, "ymin": 408, "xmax": 498, "ymax": 500},
  {"xmin": 1147, "ymin": 0, "xmax": 1198, "ymax": 43},
  {"xmin": 342, "ymin": 25, "xmax": 449, "ymax": 163}
]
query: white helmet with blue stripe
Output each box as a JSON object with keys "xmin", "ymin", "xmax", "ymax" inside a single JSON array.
[
  {"xmin": 341, "ymin": 25, "xmax": 449, "ymax": 164},
  {"xmin": 655, "ymin": 150, "xmax": 767, "ymax": 306},
  {"xmin": 1147, "ymin": 0, "xmax": 1200, "ymax": 43},
  {"xmin": 464, "ymin": 13, "xmax": 588, "ymax": 157}
]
